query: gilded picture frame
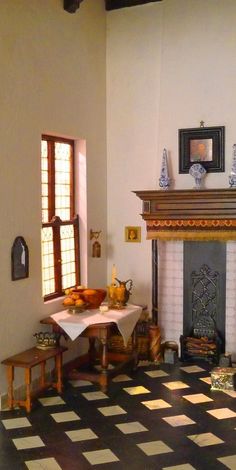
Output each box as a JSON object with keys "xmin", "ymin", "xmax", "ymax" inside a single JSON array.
[
  {"xmin": 179, "ymin": 126, "xmax": 225, "ymax": 173},
  {"xmin": 125, "ymin": 226, "xmax": 141, "ymax": 243}
]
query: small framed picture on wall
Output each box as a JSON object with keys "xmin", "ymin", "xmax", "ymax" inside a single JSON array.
[
  {"xmin": 125, "ymin": 226, "xmax": 141, "ymax": 243},
  {"xmin": 179, "ymin": 126, "xmax": 225, "ymax": 173}
]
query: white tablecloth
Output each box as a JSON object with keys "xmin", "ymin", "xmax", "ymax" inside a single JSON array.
[{"xmin": 50, "ymin": 304, "xmax": 142, "ymax": 346}]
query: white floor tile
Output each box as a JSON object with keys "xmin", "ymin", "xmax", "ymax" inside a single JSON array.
[
  {"xmin": 2, "ymin": 417, "xmax": 31, "ymax": 429},
  {"xmin": 183, "ymin": 393, "xmax": 213, "ymax": 404},
  {"xmin": 116, "ymin": 421, "xmax": 148, "ymax": 434},
  {"xmin": 137, "ymin": 440, "xmax": 173, "ymax": 456},
  {"xmin": 94, "ymin": 364, "xmax": 114, "ymax": 371},
  {"xmin": 112, "ymin": 374, "xmax": 132, "ymax": 382},
  {"xmin": 25, "ymin": 457, "xmax": 62, "ymax": 470},
  {"xmin": 13, "ymin": 436, "xmax": 45, "ymax": 450},
  {"xmin": 163, "ymin": 381, "xmax": 190, "ymax": 390},
  {"xmin": 217, "ymin": 454, "xmax": 236, "ymax": 469},
  {"xmin": 66, "ymin": 428, "xmax": 98, "ymax": 442},
  {"xmin": 123, "ymin": 385, "xmax": 150, "ymax": 395},
  {"xmin": 163, "ymin": 414, "xmax": 196, "ymax": 426},
  {"xmin": 223, "ymin": 390, "xmax": 236, "ymax": 398},
  {"xmin": 38, "ymin": 396, "xmax": 65, "ymax": 407},
  {"xmin": 50, "ymin": 411, "xmax": 80, "ymax": 423},
  {"xmin": 207, "ymin": 408, "xmax": 236, "ymax": 419},
  {"xmin": 82, "ymin": 391, "xmax": 108, "ymax": 401},
  {"xmin": 142, "ymin": 399, "xmax": 172, "ymax": 410},
  {"xmin": 68, "ymin": 379, "xmax": 93, "ymax": 387},
  {"xmin": 180, "ymin": 366, "xmax": 206, "ymax": 373},
  {"xmin": 199, "ymin": 377, "xmax": 211, "ymax": 385},
  {"xmin": 188, "ymin": 432, "xmax": 224, "ymax": 447},
  {"xmin": 138, "ymin": 360, "xmax": 151, "ymax": 367},
  {"xmin": 163, "ymin": 464, "xmax": 196, "ymax": 470},
  {"xmin": 98, "ymin": 405, "xmax": 126, "ymax": 416},
  {"xmin": 145, "ymin": 370, "xmax": 169, "ymax": 378},
  {"xmin": 83, "ymin": 449, "xmax": 119, "ymax": 465}
]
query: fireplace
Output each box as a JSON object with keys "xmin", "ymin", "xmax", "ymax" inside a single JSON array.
[
  {"xmin": 180, "ymin": 241, "xmax": 226, "ymax": 362},
  {"xmin": 134, "ymin": 189, "xmax": 236, "ymax": 361}
]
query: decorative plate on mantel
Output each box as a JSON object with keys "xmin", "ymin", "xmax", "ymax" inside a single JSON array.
[{"xmin": 189, "ymin": 163, "xmax": 206, "ymax": 189}]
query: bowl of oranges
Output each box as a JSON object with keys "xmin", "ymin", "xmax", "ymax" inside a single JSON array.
[{"xmin": 63, "ymin": 287, "xmax": 107, "ymax": 311}]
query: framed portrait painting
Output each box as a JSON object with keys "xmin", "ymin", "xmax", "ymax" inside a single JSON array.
[
  {"xmin": 179, "ymin": 126, "xmax": 225, "ymax": 173},
  {"xmin": 125, "ymin": 226, "xmax": 141, "ymax": 243}
]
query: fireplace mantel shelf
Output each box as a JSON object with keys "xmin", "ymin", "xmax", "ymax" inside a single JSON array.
[{"xmin": 134, "ymin": 188, "xmax": 236, "ymax": 241}]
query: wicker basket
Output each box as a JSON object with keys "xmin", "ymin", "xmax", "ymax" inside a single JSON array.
[{"xmin": 108, "ymin": 334, "xmax": 149, "ymax": 359}]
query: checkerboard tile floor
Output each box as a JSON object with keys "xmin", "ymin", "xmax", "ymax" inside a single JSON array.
[{"xmin": 1, "ymin": 360, "xmax": 236, "ymax": 469}]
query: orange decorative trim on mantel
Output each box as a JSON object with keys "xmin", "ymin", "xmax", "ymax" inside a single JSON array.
[{"xmin": 134, "ymin": 189, "xmax": 236, "ymax": 241}]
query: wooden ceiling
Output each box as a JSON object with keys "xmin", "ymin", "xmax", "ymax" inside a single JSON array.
[{"xmin": 64, "ymin": 0, "xmax": 162, "ymax": 14}]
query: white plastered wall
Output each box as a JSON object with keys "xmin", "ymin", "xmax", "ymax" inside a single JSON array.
[
  {"xmin": 107, "ymin": 0, "xmax": 236, "ymax": 356},
  {"xmin": 0, "ymin": 0, "xmax": 107, "ymax": 396}
]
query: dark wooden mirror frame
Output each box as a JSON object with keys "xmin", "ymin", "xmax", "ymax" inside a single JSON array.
[
  {"xmin": 11, "ymin": 236, "xmax": 29, "ymax": 281},
  {"xmin": 179, "ymin": 126, "xmax": 225, "ymax": 173}
]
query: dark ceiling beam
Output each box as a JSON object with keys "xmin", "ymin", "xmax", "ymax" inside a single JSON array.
[
  {"xmin": 105, "ymin": 0, "xmax": 162, "ymax": 11},
  {"xmin": 64, "ymin": 0, "xmax": 162, "ymax": 14},
  {"xmin": 64, "ymin": 0, "xmax": 84, "ymax": 14}
]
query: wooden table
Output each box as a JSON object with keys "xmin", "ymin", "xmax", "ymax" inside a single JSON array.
[{"xmin": 40, "ymin": 310, "xmax": 141, "ymax": 392}]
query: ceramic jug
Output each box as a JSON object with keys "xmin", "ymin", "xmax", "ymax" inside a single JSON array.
[{"xmin": 115, "ymin": 278, "xmax": 133, "ymax": 305}]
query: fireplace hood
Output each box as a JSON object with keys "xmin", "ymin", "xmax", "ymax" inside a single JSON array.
[{"xmin": 134, "ymin": 188, "xmax": 236, "ymax": 241}]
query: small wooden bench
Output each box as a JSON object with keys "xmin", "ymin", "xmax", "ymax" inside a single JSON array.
[{"xmin": 1, "ymin": 345, "xmax": 67, "ymax": 412}]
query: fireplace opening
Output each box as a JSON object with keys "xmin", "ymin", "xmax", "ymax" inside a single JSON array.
[{"xmin": 180, "ymin": 241, "xmax": 226, "ymax": 363}]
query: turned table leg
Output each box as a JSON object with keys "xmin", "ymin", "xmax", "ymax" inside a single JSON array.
[
  {"xmin": 25, "ymin": 368, "xmax": 32, "ymax": 413},
  {"xmin": 6, "ymin": 365, "xmax": 14, "ymax": 409},
  {"xmin": 55, "ymin": 353, "xmax": 63, "ymax": 393},
  {"xmin": 131, "ymin": 328, "xmax": 138, "ymax": 370},
  {"xmin": 100, "ymin": 336, "xmax": 109, "ymax": 393},
  {"xmin": 40, "ymin": 361, "xmax": 46, "ymax": 389},
  {"xmin": 88, "ymin": 338, "xmax": 96, "ymax": 367}
]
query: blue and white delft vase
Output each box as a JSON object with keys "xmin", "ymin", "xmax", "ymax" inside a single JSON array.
[
  {"xmin": 159, "ymin": 148, "xmax": 171, "ymax": 190},
  {"xmin": 189, "ymin": 163, "xmax": 206, "ymax": 189},
  {"xmin": 229, "ymin": 144, "xmax": 236, "ymax": 188}
]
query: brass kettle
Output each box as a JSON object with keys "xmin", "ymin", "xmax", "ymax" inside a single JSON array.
[{"xmin": 115, "ymin": 278, "xmax": 133, "ymax": 305}]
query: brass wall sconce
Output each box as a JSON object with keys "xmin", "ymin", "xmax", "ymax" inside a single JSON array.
[{"xmin": 90, "ymin": 229, "xmax": 102, "ymax": 258}]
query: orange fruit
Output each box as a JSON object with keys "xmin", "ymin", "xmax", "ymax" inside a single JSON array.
[
  {"xmin": 71, "ymin": 293, "xmax": 80, "ymax": 300},
  {"xmin": 75, "ymin": 299, "xmax": 85, "ymax": 307},
  {"xmin": 63, "ymin": 297, "xmax": 75, "ymax": 306}
]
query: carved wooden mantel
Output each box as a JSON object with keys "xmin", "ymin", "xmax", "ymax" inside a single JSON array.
[{"xmin": 134, "ymin": 189, "xmax": 236, "ymax": 241}]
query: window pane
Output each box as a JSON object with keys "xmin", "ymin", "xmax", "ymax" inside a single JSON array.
[
  {"xmin": 55, "ymin": 142, "xmax": 71, "ymax": 220},
  {"xmin": 41, "ymin": 227, "xmax": 55, "ymax": 296},
  {"xmin": 60, "ymin": 224, "xmax": 76, "ymax": 290},
  {"xmin": 41, "ymin": 140, "xmax": 49, "ymax": 223}
]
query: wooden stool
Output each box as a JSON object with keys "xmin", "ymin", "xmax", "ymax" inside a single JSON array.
[{"xmin": 1, "ymin": 345, "xmax": 67, "ymax": 412}]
